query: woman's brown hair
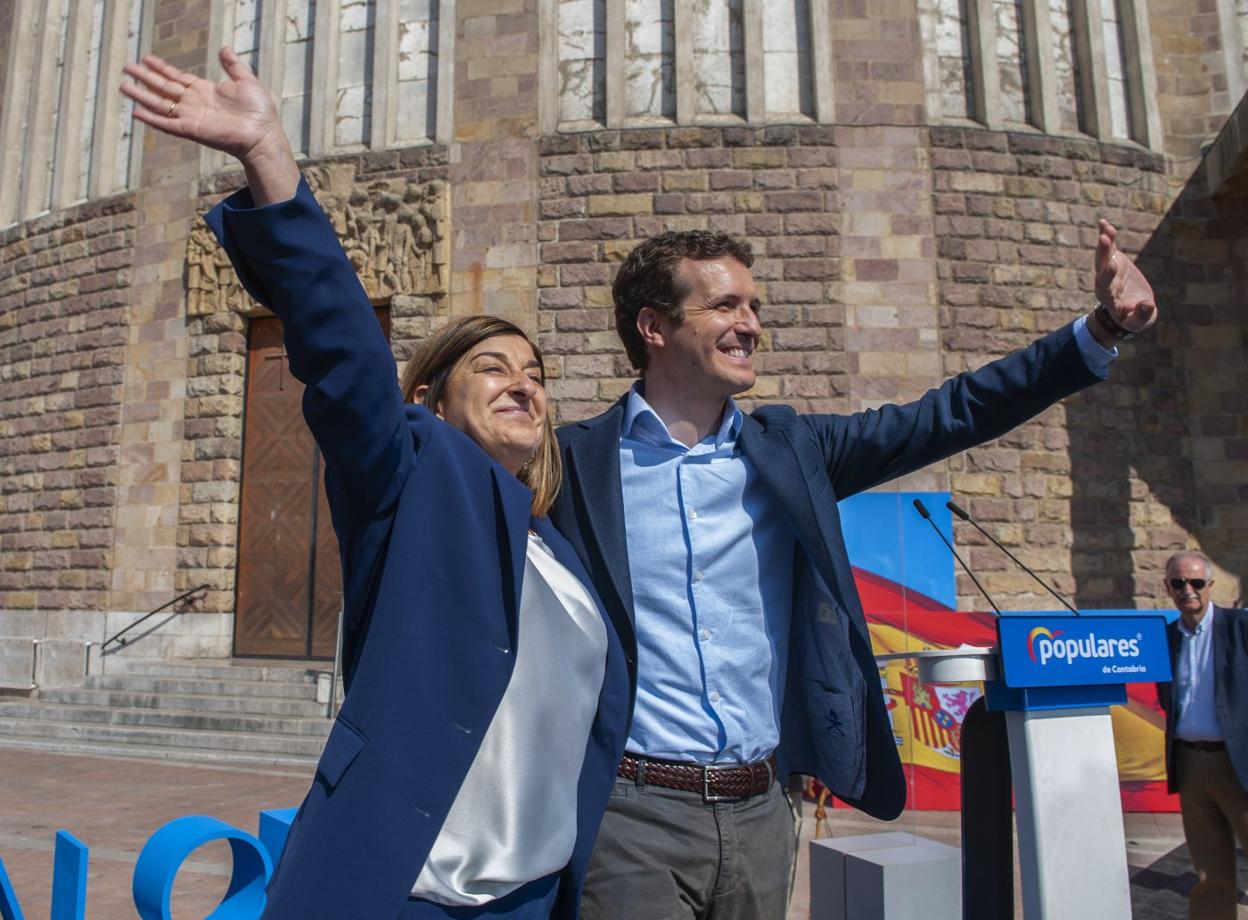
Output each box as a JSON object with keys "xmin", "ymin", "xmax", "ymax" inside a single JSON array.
[{"xmin": 398, "ymin": 316, "xmax": 561, "ymax": 518}]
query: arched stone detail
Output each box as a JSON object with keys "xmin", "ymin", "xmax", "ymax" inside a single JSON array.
[{"xmin": 185, "ymin": 166, "xmax": 448, "ymax": 318}]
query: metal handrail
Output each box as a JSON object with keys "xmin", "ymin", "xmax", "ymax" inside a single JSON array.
[
  {"xmin": 328, "ymin": 606, "xmax": 345, "ymax": 719},
  {"xmin": 101, "ymin": 584, "xmax": 210, "ymax": 652}
]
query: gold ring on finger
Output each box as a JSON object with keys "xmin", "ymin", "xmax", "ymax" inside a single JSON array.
[{"xmin": 167, "ymin": 100, "xmax": 178, "ymax": 118}]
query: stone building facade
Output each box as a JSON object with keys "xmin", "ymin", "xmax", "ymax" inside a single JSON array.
[{"xmin": 0, "ymin": 0, "xmax": 1246, "ymax": 677}]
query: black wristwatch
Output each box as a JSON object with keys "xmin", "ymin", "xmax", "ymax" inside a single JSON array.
[{"xmin": 1092, "ymin": 302, "xmax": 1140, "ymax": 342}]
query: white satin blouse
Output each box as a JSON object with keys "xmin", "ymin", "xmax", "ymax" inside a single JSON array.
[{"xmin": 410, "ymin": 532, "xmax": 609, "ymax": 905}]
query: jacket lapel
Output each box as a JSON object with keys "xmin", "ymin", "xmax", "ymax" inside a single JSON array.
[
  {"xmin": 565, "ymin": 403, "xmax": 636, "ymax": 640},
  {"xmin": 531, "ymin": 516, "xmax": 599, "ymax": 606},
  {"xmin": 1213, "ymin": 605, "xmax": 1230, "ymax": 715},
  {"xmin": 491, "ymin": 465, "xmax": 533, "ymax": 652}
]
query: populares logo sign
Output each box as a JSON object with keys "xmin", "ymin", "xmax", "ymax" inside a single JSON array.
[{"xmin": 1026, "ymin": 626, "xmax": 1141, "ymax": 666}]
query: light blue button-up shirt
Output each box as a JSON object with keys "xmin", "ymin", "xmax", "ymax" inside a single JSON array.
[
  {"xmin": 1072, "ymin": 314, "xmax": 1116, "ymax": 377},
  {"xmin": 620, "ymin": 387, "xmax": 796, "ymax": 764},
  {"xmin": 618, "ymin": 316, "xmax": 1114, "ymax": 764},
  {"xmin": 1175, "ymin": 603, "xmax": 1222, "ymax": 741}
]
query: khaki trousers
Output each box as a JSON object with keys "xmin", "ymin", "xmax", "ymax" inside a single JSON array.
[{"xmin": 1177, "ymin": 743, "xmax": 1248, "ymax": 920}]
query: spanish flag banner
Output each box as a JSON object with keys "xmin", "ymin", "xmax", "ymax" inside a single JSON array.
[{"xmin": 855, "ymin": 567, "xmax": 1173, "ymax": 812}]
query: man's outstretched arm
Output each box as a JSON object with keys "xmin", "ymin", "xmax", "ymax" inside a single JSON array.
[{"xmin": 813, "ymin": 218, "xmax": 1159, "ymax": 498}]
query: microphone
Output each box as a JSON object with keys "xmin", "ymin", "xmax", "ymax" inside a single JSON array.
[
  {"xmin": 912, "ymin": 499, "xmax": 1000, "ymax": 615},
  {"xmin": 946, "ymin": 500, "xmax": 1080, "ymax": 616}
]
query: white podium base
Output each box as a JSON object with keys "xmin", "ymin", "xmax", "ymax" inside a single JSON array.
[
  {"xmin": 809, "ymin": 833, "xmax": 961, "ymax": 920},
  {"xmin": 1006, "ymin": 707, "xmax": 1131, "ymax": 919}
]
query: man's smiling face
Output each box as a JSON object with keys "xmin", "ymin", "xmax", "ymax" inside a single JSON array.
[{"xmin": 647, "ymin": 256, "xmax": 762, "ymax": 403}]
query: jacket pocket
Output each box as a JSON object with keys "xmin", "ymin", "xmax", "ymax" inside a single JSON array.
[
  {"xmin": 316, "ymin": 716, "xmax": 368, "ymax": 789},
  {"xmin": 805, "ymin": 682, "xmax": 864, "ymax": 790}
]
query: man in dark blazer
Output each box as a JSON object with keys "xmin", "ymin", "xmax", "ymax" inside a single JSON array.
[
  {"xmin": 549, "ymin": 221, "xmax": 1159, "ymax": 919},
  {"xmin": 1156, "ymin": 550, "xmax": 1248, "ymax": 920}
]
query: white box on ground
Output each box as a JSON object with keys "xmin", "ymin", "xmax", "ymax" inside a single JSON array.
[{"xmin": 810, "ymin": 832, "xmax": 961, "ymax": 920}]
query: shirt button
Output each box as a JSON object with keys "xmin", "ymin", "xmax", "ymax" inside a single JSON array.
[
  {"xmin": 700, "ymin": 629, "xmax": 711, "ymax": 641},
  {"xmin": 710, "ymin": 691, "xmax": 721, "ymax": 703},
  {"xmin": 688, "ymin": 508, "xmax": 698, "ymax": 520},
  {"xmin": 694, "ymin": 570, "xmax": 704, "ymax": 582}
]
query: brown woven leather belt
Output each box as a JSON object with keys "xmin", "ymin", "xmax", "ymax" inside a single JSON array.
[
  {"xmin": 618, "ymin": 752, "xmax": 777, "ymax": 802},
  {"xmin": 1177, "ymin": 739, "xmax": 1226, "ymax": 752}
]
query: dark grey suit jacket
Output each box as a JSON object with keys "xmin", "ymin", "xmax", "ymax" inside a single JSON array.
[{"xmin": 1157, "ymin": 605, "xmax": 1248, "ymax": 794}]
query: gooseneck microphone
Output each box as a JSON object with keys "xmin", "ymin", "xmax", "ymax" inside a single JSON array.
[
  {"xmin": 912, "ymin": 499, "xmax": 1001, "ymax": 615},
  {"xmin": 945, "ymin": 499, "xmax": 1080, "ymax": 616}
]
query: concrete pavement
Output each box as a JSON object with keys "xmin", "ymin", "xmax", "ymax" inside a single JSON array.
[{"xmin": 0, "ymin": 748, "xmax": 1236, "ymax": 918}]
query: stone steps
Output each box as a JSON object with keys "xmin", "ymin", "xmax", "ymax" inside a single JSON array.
[
  {"xmin": 104, "ymin": 660, "xmax": 325, "ymax": 683},
  {"xmin": 37, "ymin": 687, "xmax": 327, "ymax": 718},
  {"xmin": 0, "ymin": 658, "xmax": 334, "ymax": 766},
  {"xmin": 0, "ymin": 700, "xmax": 333, "ymax": 737},
  {"xmin": 0, "ymin": 715, "xmax": 329, "ymax": 757},
  {"xmin": 83, "ymin": 674, "xmax": 323, "ymax": 700}
]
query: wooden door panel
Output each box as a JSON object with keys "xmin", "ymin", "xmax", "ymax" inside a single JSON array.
[{"xmin": 235, "ymin": 311, "xmax": 388, "ymax": 659}]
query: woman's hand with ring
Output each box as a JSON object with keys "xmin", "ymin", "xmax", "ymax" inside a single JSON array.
[
  {"xmin": 121, "ymin": 47, "xmax": 299, "ymax": 205},
  {"xmin": 121, "ymin": 47, "xmax": 284, "ymax": 164}
]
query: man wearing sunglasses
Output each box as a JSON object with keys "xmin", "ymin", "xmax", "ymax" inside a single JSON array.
[{"xmin": 1157, "ymin": 551, "xmax": 1248, "ymax": 919}]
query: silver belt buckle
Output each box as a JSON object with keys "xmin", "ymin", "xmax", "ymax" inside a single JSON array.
[{"xmin": 702, "ymin": 763, "xmax": 734, "ymax": 803}]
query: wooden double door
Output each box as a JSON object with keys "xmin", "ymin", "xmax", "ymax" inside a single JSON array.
[{"xmin": 234, "ymin": 311, "xmax": 389, "ymax": 659}]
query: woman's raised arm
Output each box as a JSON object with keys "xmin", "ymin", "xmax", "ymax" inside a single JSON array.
[{"xmin": 122, "ymin": 49, "xmax": 410, "ymax": 521}]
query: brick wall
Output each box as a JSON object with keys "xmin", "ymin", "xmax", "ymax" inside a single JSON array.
[
  {"xmin": 447, "ymin": 0, "xmax": 542, "ymax": 330},
  {"xmin": 1148, "ymin": 0, "xmax": 1241, "ymax": 158},
  {"xmin": 927, "ymin": 127, "xmax": 1185, "ymax": 609},
  {"xmin": 0, "ymin": 195, "xmax": 135, "ymax": 617}
]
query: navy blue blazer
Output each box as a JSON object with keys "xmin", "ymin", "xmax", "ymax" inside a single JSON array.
[
  {"xmin": 205, "ymin": 180, "xmax": 631, "ymax": 920},
  {"xmin": 1157, "ymin": 606, "xmax": 1248, "ymax": 795},
  {"xmin": 550, "ymin": 324, "xmax": 1099, "ymax": 819}
]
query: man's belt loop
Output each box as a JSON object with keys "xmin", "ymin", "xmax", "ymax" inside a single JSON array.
[{"xmin": 635, "ymin": 758, "xmax": 647, "ymax": 789}]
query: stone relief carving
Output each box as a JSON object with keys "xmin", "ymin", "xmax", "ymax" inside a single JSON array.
[{"xmin": 186, "ymin": 165, "xmax": 448, "ymax": 317}]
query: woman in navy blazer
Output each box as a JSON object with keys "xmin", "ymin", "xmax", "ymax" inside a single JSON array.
[{"xmin": 122, "ymin": 50, "xmax": 631, "ymax": 919}]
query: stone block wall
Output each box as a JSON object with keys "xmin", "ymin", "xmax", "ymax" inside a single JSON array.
[
  {"xmin": 446, "ymin": 0, "xmax": 542, "ymax": 330},
  {"xmin": 0, "ymin": 195, "xmax": 136, "ymax": 622},
  {"xmin": 1148, "ymin": 0, "xmax": 1242, "ymax": 158},
  {"xmin": 927, "ymin": 127, "xmax": 1186, "ymax": 609}
]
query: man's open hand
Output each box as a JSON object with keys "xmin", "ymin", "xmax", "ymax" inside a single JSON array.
[{"xmin": 1094, "ymin": 219, "xmax": 1158, "ymax": 334}]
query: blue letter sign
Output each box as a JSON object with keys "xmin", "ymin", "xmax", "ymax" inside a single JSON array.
[{"xmin": 0, "ymin": 808, "xmax": 296, "ymax": 920}]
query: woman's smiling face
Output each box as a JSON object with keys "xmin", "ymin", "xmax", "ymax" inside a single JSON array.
[{"xmin": 435, "ymin": 334, "xmax": 547, "ymax": 475}]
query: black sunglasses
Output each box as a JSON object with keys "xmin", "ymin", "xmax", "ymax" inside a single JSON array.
[{"xmin": 1168, "ymin": 578, "xmax": 1208, "ymax": 590}]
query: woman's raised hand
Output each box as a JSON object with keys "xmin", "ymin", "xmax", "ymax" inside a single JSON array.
[{"xmin": 122, "ymin": 47, "xmax": 299, "ymax": 204}]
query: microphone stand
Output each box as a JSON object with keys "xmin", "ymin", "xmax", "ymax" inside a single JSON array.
[
  {"xmin": 912, "ymin": 499, "xmax": 1001, "ymax": 615},
  {"xmin": 946, "ymin": 499, "xmax": 1080, "ymax": 616}
]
